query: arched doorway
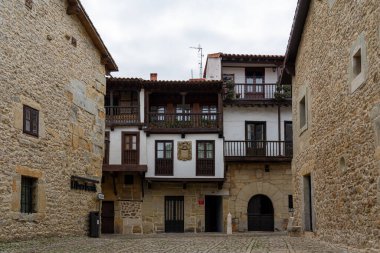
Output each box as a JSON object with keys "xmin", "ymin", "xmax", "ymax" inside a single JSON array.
[{"xmin": 247, "ymin": 194, "xmax": 274, "ymax": 231}]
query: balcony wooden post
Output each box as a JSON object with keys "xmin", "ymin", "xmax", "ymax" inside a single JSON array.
[
  {"xmin": 218, "ymin": 92, "xmax": 223, "ymax": 131},
  {"xmin": 136, "ymin": 90, "xmax": 140, "ymax": 124},
  {"xmin": 180, "ymin": 92, "xmax": 186, "ymax": 119},
  {"xmin": 110, "ymin": 90, "xmax": 114, "ymax": 116},
  {"xmin": 145, "ymin": 92, "xmax": 150, "ymax": 125}
]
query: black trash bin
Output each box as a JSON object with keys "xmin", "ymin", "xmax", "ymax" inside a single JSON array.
[{"xmin": 89, "ymin": 211, "xmax": 100, "ymax": 238}]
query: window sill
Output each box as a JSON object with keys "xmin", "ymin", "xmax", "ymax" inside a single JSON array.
[
  {"xmin": 12, "ymin": 212, "xmax": 45, "ymax": 222},
  {"xmin": 299, "ymin": 124, "xmax": 308, "ymax": 136},
  {"xmin": 350, "ymin": 72, "xmax": 366, "ymax": 93}
]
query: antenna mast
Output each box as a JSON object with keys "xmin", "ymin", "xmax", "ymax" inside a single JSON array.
[{"xmin": 190, "ymin": 44, "xmax": 204, "ymax": 78}]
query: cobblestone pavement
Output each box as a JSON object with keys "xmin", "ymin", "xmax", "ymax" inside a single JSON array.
[{"xmin": 0, "ymin": 232, "xmax": 364, "ymax": 253}]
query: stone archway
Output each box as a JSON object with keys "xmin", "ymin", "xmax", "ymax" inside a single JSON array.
[{"xmin": 235, "ymin": 182, "xmax": 285, "ymax": 231}]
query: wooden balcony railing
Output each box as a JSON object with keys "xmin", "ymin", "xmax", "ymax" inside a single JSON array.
[
  {"xmin": 224, "ymin": 140, "xmax": 293, "ymax": 160},
  {"xmin": 105, "ymin": 106, "xmax": 139, "ymax": 126},
  {"xmin": 147, "ymin": 113, "xmax": 221, "ymax": 130},
  {"xmin": 225, "ymin": 84, "xmax": 291, "ymax": 100},
  {"xmin": 196, "ymin": 159, "xmax": 215, "ymax": 176},
  {"xmin": 155, "ymin": 159, "xmax": 173, "ymax": 176},
  {"xmin": 123, "ymin": 150, "xmax": 138, "ymax": 165}
]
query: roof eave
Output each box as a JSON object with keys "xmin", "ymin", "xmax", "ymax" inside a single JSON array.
[
  {"xmin": 280, "ymin": 0, "xmax": 311, "ymax": 84},
  {"xmin": 67, "ymin": 0, "xmax": 118, "ymax": 73}
]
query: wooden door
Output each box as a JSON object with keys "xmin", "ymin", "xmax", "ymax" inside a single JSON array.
[
  {"xmin": 165, "ymin": 196, "xmax": 184, "ymax": 233},
  {"xmin": 101, "ymin": 201, "xmax": 114, "ymax": 234},
  {"xmin": 248, "ymin": 195, "xmax": 274, "ymax": 231},
  {"xmin": 122, "ymin": 133, "xmax": 139, "ymax": 164},
  {"xmin": 246, "ymin": 122, "xmax": 266, "ymax": 156},
  {"xmin": 284, "ymin": 121, "xmax": 293, "ymax": 156}
]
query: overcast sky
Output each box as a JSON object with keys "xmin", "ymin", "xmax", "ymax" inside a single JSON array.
[{"xmin": 81, "ymin": 0, "xmax": 297, "ymax": 80}]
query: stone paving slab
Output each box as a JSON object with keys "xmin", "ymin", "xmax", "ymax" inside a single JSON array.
[{"xmin": 0, "ymin": 232, "xmax": 365, "ymax": 253}]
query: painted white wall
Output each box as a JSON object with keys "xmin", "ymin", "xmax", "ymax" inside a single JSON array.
[
  {"xmin": 221, "ymin": 66, "xmax": 278, "ymax": 84},
  {"xmin": 264, "ymin": 68, "xmax": 278, "ymax": 83},
  {"xmin": 205, "ymin": 58, "xmax": 221, "ymax": 80},
  {"xmin": 106, "ymin": 127, "xmax": 147, "ymax": 165},
  {"xmin": 145, "ymin": 134, "xmax": 224, "ymax": 179},
  {"xmin": 223, "ymin": 107, "xmax": 292, "ymax": 141},
  {"xmin": 222, "ymin": 67, "xmax": 245, "ymax": 83}
]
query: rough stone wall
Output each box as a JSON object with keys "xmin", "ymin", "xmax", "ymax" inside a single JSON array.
[
  {"xmin": 101, "ymin": 172, "xmax": 143, "ymax": 234},
  {"xmin": 0, "ymin": 1, "xmax": 106, "ymax": 241},
  {"xmin": 226, "ymin": 163, "xmax": 292, "ymax": 232},
  {"xmin": 120, "ymin": 201, "xmax": 143, "ymax": 234},
  {"xmin": 142, "ymin": 182, "xmax": 228, "ymax": 233},
  {"xmin": 291, "ymin": 0, "xmax": 379, "ymax": 250}
]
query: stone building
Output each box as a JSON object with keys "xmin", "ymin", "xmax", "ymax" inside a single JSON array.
[
  {"xmin": 103, "ymin": 53, "xmax": 294, "ymax": 234},
  {"xmin": 102, "ymin": 76, "xmax": 226, "ymax": 234},
  {"xmin": 0, "ymin": 0, "xmax": 117, "ymax": 241},
  {"xmin": 280, "ymin": 0, "xmax": 379, "ymax": 250},
  {"xmin": 205, "ymin": 53, "xmax": 293, "ymax": 232}
]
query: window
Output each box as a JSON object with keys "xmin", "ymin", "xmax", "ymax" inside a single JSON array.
[
  {"xmin": 155, "ymin": 141, "xmax": 173, "ymax": 175},
  {"xmin": 222, "ymin": 74, "xmax": 235, "ymax": 83},
  {"xmin": 124, "ymin": 175, "xmax": 134, "ymax": 185},
  {"xmin": 150, "ymin": 106, "xmax": 166, "ymax": 121},
  {"xmin": 122, "ymin": 132, "xmax": 139, "ymax": 164},
  {"xmin": 23, "ymin": 105, "xmax": 39, "ymax": 137},
  {"xmin": 288, "ymin": 195, "xmax": 294, "ymax": 212},
  {"xmin": 349, "ymin": 32, "xmax": 367, "ymax": 93},
  {"xmin": 246, "ymin": 122, "xmax": 266, "ymax": 156},
  {"xmin": 20, "ymin": 176, "xmax": 37, "ymax": 214},
  {"xmin": 246, "ymin": 68, "xmax": 265, "ymax": 95},
  {"xmin": 196, "ymin": 141, "xmax": 215, "ymax": 176},
  {"xmin": 352, "ymin": 48, "xmax": 362, "ymax": 78},
  {"xmin": 299, "ymin": 96, "xmax": 307, "ymax": 130},
  {"xmin": 103, "ymin": 132, "xmax": 110, "ymax": 164},
  {"xmin": 176, "ymin": 104, "xmax": 191, "ymax": 121},
  {"xmin": 201, "ymin": 105, "xmax": 217, "ymax": 121}
]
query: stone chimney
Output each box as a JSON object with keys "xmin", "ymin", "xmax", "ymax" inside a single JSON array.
[{"xmin": 150, "ymin": 73, "xmax": 157, "ymax": 81}]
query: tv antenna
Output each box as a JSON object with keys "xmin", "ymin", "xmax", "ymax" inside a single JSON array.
[{"xmin": 190, "ymin": 44, "xmax": 204, "ymax": 78}]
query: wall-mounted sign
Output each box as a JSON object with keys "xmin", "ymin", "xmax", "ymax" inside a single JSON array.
[
  {"xmin": 97, "ymin": 193, "xmax": 105, "ymax": 200},
  {"xmin": 70, "ymin": 175, "xmax": 98, "ymax": 192},
  {"xmin": 177, "ymin": 141, "xmax": 192, "ymax": 161},
  {"xmin": 198, "ymin": 199, "xmax": 204, "ymax": 205}
]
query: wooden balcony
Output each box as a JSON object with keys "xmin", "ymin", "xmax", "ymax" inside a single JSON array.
[
  {"xmin": 146, "ymin": 112, "xmax": 222, "ymax": 133},
  {"xmin": 224, "ymin": 84, "xmax": 292, "ymax": 105},
  {"xmin": 196, "ymin": 159, "xmax": 215, "ymax": 176},
  {"xmin": 224, "ymin": 140, "xmax": 293, "ymax": 162},
  {"xmin": 105, "ymin": 106, "xmax": 140, "ymax": 126},
  {"xmin": 155, "ymin": 159, "xmax": 173, "ymax": 176}
]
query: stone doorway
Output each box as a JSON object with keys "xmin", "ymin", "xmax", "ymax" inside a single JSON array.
[
  {"xmin": 247, "ymin": 194, "xmax": 274, "ymax": 231},
  {"xmin": 205, "ymin": 195, "xmax": 223, "ymax": 232}
]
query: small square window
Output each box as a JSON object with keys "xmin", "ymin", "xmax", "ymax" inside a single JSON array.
[
  {"xmin": 124, "ymin": 175, "xmax": 134, "ymax": 185},
  {"xmin": 23, "ymin": 105, "xmax": 39, "ymax": 137},
  {"xmin": 299, "ymin": 96, "xmax": 306, "ymax": 129},
  {"xmin": 71, "ymin": 37, "xmax": 77, "ymax": 47},
  {"xmin": 20, "ymin": 176, "xmax": 37, "ymax": 214},
  {"xmin": 349, "ymin": 32, "xmax": 367, "ymax": 93}
]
